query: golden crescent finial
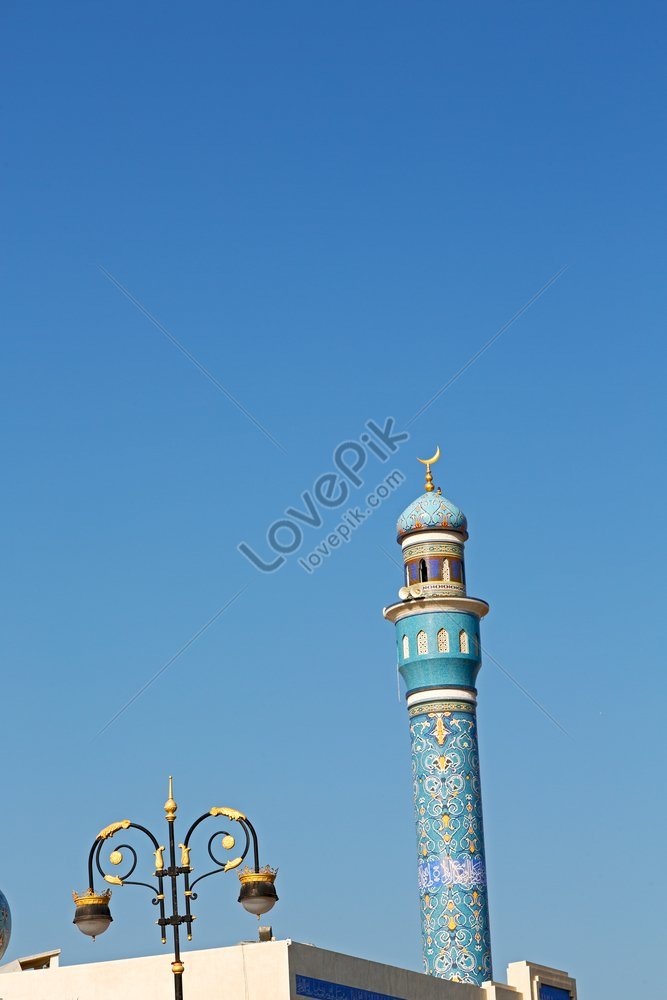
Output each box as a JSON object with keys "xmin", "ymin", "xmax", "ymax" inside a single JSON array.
[
  {"xmin": 417, "ymin": 446, "xmax": 441, "ymax": 492},
  {"xmin": 417, "ymin": 446, "xmax": 441, "ymax": 466}
]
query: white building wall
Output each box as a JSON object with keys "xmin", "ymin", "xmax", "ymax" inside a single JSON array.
[
  {"xmin": 0, "ymin": 941, "xmax": 291, "ymax": 1000},
  {"xmin": 0, "ymin": 941, "xmax": 575, "ymax": 1000}
]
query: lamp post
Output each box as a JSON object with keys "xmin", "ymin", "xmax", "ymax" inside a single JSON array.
[{"xmin": 73, "ymin": 777, "xmax": 278, "ymax": 1000}]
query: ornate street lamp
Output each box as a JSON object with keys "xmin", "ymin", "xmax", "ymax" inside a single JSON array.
[{"xmin": 73, "ymin": 777, "xmax": 278, "ymax": 1000}]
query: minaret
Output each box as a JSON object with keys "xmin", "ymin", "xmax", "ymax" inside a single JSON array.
[{"xmin": 383, "ymin": 449, "xmax": 492, "ymax": 985}]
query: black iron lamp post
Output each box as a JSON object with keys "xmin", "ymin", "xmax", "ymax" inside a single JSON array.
[{"xmin": 73, "ymin": 778, "xmax": 278, "ymax": 1000}]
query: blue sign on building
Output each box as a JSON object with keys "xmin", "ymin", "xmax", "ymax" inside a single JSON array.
[
  {"xmin": 295, "ymin": 974, "xmax": 406, "ymax": 1000},
  {"xmin": 539, "ymin": 986, "xmax": 571, "ymax": 1000}
]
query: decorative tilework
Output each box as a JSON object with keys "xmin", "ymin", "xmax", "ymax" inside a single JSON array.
[
  {"xmin": 295, "ymin": 975, "xmax": 406, "ymax": 1000},
  {"xmin": 408, "ymin": 701, "xmax": 475, "ymax": 718},
  {"xmin": 410, "ymin": 701, "xmax": 491, "ymax": 984},
  {"xmin": 397, "ymin": 493, "xmax": 467, "ymax": 538},
  {"xmin": 403, "ymin": 541, "xmax": 463, "ymax": 559}
]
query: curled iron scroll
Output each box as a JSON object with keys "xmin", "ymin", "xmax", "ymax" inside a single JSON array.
[{"xmin": 189, "ymin": 823, "xmax": 250, "ymax": 895}]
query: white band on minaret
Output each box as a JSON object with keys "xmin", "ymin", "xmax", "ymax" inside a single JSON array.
[
  {"xmin": 401, "ymin": 530, "xmax": 465, "ymax": 548},
  {"xmin": 407, "ymin": 687, "xmax": 477, "ymax": 709}
]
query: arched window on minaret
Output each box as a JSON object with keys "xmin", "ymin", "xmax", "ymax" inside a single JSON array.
[
  {"xmin": 442, "ymin": 559, "xmax": 450, "ymax": 582},
  {"xmin": 459, "ymin": 630, "xmax": 469, "ymax": 654},
  {"xmin": 474, "ymin": 634, "xmax": 480, "ymax": 656},
  {"xmin": 417, "ymin": 630, "xmax": 428, "ymax": 655},
  {"xmin": 419, "ymin": 559, "xmax": 428, "ymax": 582},
  {"xmin": 402, "ymin": 635, "xmax": 409, "ymax": 659},
  {"xmin": 437, "ymin": 628, "xmax": 449, "ymax": 652}
]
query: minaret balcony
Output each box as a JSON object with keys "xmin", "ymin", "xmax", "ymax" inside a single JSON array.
[{"xmin": 383, "ymin": 594, "xmax": 489, "ymax": 625}]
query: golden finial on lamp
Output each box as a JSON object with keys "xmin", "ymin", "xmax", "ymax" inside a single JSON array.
[{"xmin": 164, "ymin": 776, "xmax": 178, "ymax": 823}]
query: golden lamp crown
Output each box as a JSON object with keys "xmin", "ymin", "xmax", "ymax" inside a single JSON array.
[
  {"xmin": 238, "ymin": 865, "xmax": 278, "ymax": 885},
  {"xmin": 72, "ymin": 888, "xmax": 112, "ymax": 906}
]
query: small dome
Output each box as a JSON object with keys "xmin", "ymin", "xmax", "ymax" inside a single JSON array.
[
  {"xmin": 397, "ymin": 491, "xmax": 467, "ymax": 538},
  {"xmin": 0, "ymin": 890, "xmax": 10, "ymax": 962}
]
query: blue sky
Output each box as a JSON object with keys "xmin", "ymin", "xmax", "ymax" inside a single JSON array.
[{"xmin": 1, "ymin": 3, "xmax": 665, "ymax": 998}]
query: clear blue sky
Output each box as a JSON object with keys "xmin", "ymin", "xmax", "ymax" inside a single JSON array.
[{"xmin": 1, "ymin": 4, "xmax": 665, "ymax": 998}]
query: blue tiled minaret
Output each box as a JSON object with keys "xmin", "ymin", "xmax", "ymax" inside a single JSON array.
[{"xmin": 383, "ymin": 449, "xmax": 492, "ymax": 985}]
